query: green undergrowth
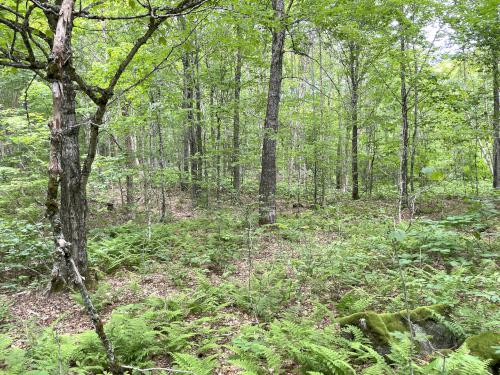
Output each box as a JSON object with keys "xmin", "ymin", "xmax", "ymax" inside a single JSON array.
[
  {"xmin": 1, "ymin": 195, "xmax": 498, "ymax": 373},
  {"xmin": 87, "ymin": 212, "xmax": 245, "ymax": 273}
]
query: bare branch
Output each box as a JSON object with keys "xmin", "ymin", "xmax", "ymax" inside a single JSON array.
[
  {"xmin": 75, "ymin": 0, "xmax": 210, "ymax": 20},
  {"xmin": 0, "ymin": 4, "xmax": 24, "ymax": 19},
  {"xmin": 112, "ymin": 12, "xmax": 207, "ymax": 102}
]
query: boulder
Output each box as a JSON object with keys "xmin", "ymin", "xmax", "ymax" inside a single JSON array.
[
  {"xmin": 463, "ymin": 331, "xmax": 500, "ymax": 372},
  {"xmin": 337, "ymin": 304, "xmax": 462, "ymax": 355}
]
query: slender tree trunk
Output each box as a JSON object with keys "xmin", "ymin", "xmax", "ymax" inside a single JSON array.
[
  {"xmin": 318, "ymin": 36, "xmax": 326, "ymax": 206},
  {"xmin": 493, "ymin": 50, "xmax": 500, "ymax": 189},
  {"xmin": 181, "ymin": 45, "xmax": 195, "ymax": 192},
  {"xmin": 343, "ymin": 115, "xmax": 350, "ymax": 192},
  {"xmin": 187, "ymin": 52, "xmax": 200, "ymax": 199},
  {"xmin": 311, "ymin": 41, "xmax": 319, "ymax": 205},
  {"xmin": 232, "ymin": 26, "xmax": 243, "ymax": 194},
  {"xmin": 123, "ymin": 104, "xmax": 137, "ymax": 218},
  {"xmin": 258, "ymin": 0, "xmax": 286, "ymax": 225},
  {"xmin": 194, "ymin": 46, "xmax": 203, "ymax": 196},
  {"xmin": 335, "ymin": 113, "xmax": 343, "ymax": 190},
  {"xmin": 182, "ymin": 129, "xmax": 190, "ymax": 191},
  {"xmin": 410, "ymin": 57, "xmax": 418, "ymax": 193},
  {"xmin": 349, "ymin": 42, "xmax": 360, "ymax": 200},
  {"xmin": 399, "ymin": 34, "xmax": 410, "ymax": 207},
  {"xmin": 157, "ymin": 119, "xmax": 168, "ymax": 221},
  {"xmin": 216, "ymin": 108, "xmax": 222, "ymax": 202}
]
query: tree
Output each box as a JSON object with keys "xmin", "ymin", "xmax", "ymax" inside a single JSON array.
[
  {"xmin": 450, "ymin": 0, "xmax": 500, "ymax": 188},
  {"xmin": 0, "ymin": 0, "xmax": 209, "ymax": 289},
  {"xmin": 232, "ymin": 25, "xmax": 243, "ymax": 194},
  {"xmin": 258, "ymin": 0, "xmax": 287, "ymax": 225}
]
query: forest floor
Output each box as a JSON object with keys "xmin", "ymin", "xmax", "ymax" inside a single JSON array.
[{"xmin": 1, "ymin": 192, "xmax": 499, "ymax": 374}]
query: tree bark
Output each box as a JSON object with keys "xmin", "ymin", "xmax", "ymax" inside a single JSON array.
[
  {"xmin": 47, "ymin": 0, "xmax": 88, "ymax": 291},
  {"xmin": 232, "ymin": 26, "xmax": 243, "ymax": 194},
  {"xmin": 399, "ymin": 33, "xmax": 409, "ymax": 206},
  {"xmin": 181, "ymin": 44, "xmax": 194, "ymax": 192},
  {"xmin": 335, "ymin": 112, "xmax": 343, "ymax": 190},
  {"xmin": 156, "ymin": 110, "xmax": 168, "ymax": 221},
  {"xmin": 349, "ymin": 42, "xmax": 360, "ymax": 200},
  {"xmin": 493, "ymin": 50, "xmax": 499, "ymax": 189},
  {"xmin": 258, "ymin": 0, "xmax": 286, "ymax": 225},
  {"xmin": 123, "ymin": 104, "xmax": 138, "ymax": 218},
  {"xmin": 194, "ymin": 47, "xmax": 203, "ymax": 197},
  {"xmin": 410, "ymin": 55, "xmax": 418, "ymax": 193}
]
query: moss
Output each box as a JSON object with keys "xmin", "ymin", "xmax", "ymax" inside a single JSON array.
[
  {"xmin": 464, "ymin": 332, "xmax": 500, "ymax": 365},
  {"xmin": 337, "ymin": 304, "xmax": 449, "ymax": 347},
  {"xmin": 409, "ymin": 305, "xmax": 448, "ymax": 321}
]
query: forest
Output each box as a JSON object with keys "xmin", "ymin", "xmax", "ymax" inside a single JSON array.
[{"xmin": 0, "ymin": 0, "xmax": 499, "ymax": 374}]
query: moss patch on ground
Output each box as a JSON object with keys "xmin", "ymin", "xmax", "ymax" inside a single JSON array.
[{"xmin": 463, "ymin": 331, "xmax": 500, "ymax": 366}]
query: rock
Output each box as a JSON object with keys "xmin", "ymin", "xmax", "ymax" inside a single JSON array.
[
  {"xmin": 463, "ymin": 331, "xmax": 500, "ymax": 372},
  {"xmin": 337, "ymin": 304, "xmax": 462, "ymax": 356}
]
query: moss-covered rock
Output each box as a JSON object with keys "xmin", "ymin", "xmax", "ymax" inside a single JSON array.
[
  {"xmin": 337, "ymin": 305, "xmax": 460, "ymax": 355},
  {"xmin": 463, "ymin": 332, "xmax": 500, "ymax": 368}
]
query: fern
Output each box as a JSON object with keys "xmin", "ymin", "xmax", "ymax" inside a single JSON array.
[
  {"xmin": 342, "ymin": 325, "xmax": 370, "ymax": 344},
  {"xmin": 423, "ymin": 344, "xmax": 491, "ymax": 375},
  {"xmin": 350, "ymin": 341, "xmax": 389, "ymax": 369},
  {"xmin": 299, "ymin": 342, "xmax": 356, "ymax": 375},
  {"xmin": 0, "ymin": 334, "xmax": 26, "ymax": 374},
  {"xmin": 387, "ymin": 334, "xmax": 420, "ymax": 374},
  {"xmin": 171, "ymin": 352, "xmax": 216, "ymax": 375},
  {"xmin": 427, "ymin": 309, "xmax": 466, "ymax": 340},
  {"xmin": 362, "ymin": 363, "xmax": 392, "ymax": 375},
  {"xmin": 227, "ymin": 357, "xmax": 262, "ymax": 374},
  {"xmin": 106, "ymin": 314, "xmax": 159, "ymax": 363}
]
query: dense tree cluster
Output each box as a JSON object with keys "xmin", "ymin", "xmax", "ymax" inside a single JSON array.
[
  {"xmin": 0, "ymin": 1, "xmax": 499, "ymax": 373},
  {"xmin": 0, "ymin": 0, "xmax": 498, "ymax": 289}
]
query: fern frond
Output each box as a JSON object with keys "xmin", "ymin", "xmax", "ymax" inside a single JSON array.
[{"xmin": 171, "ymin": 352, "xmax": 216, "ymax": 375}]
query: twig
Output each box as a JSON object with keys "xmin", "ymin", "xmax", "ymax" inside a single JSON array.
[
  {"xmin": 23, "ymin": 74, "xmax": 36, "ymax": 126},
  {"xmin": 121, "ymin": 365, "xmax": 193, "ymax": 374}
]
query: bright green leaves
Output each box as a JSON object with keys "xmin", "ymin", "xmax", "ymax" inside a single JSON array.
[
  {"xmin": 421, "ymin": 166, "xmax": 444, "ymax": 181},
  {"xmin": 390, "ymin": 228, "xmax": 407, "ymax": 243}
]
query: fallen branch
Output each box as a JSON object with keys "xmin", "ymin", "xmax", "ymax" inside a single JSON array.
[
  {"xmin": 121, "ymin": 365, "xmax": 193, "ymax": 374},
  {"xmin": 57, "ymin": 239, "xmax": 122, "ymax": 374}
]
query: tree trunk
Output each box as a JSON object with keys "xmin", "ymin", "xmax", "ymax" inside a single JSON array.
[
  {"xmin": 216, "ymin": 108, "xmax": 222, "ymax": 202},
  {"xmin": 335, "ymin": 113, "xmax": 343, "ymax": 190},
  {"xmin": 180, "ymin": 19, "xmax": 192, "ymax": 192},
  {"xmin": 399, "ymin": 34, "xmax": 409, "ymax": 206},
  {"xmin": 493, "ymin": 50, "xmax": 499, "ymax": 189},
  {"xmin": 157, "ymin": 117, "xmax": 168, "ymax": 221},
  {"xmin": 47, "ymin": 0, "xmax": 88, "ymax": 291},
  {"xmin": 258, "ymin": 0, "xmax": 286, "ymax": 225},
  {"xmin": 232, "ymin": 26, "xmax": 243, "ymax": 194},
  {"xmin": 410, "ymin": 59, "xmax": 418, "ymax": 193},
  {"xmin": 182, "ymin": 50, "xmax": 195, "ymax": 192},
  {"xmin": 194, "ymin": 49, "xmax": 203, "ymax": 198},
  {"xmin": 349, "ymin": 42, "xmax": 360, "ymax": 200},
  {"xmin": 124, "ymin": 104, "xmax": 137, "ymax": 219}
]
